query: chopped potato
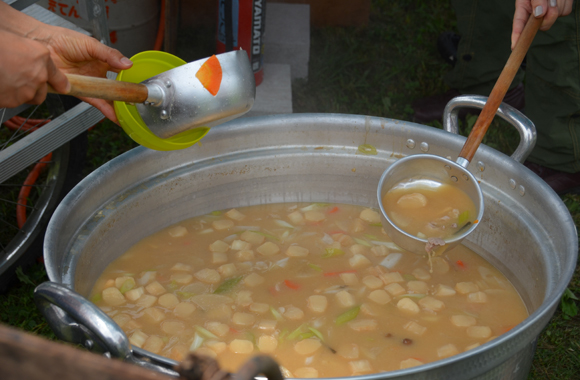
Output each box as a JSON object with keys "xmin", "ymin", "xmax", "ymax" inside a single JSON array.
[
  {"xmin": 194, "ymin": 269, "xmax": 221, "ymax": 284},
  {"xmin": 142, "ymin": 307, "xmax": 166, "ymax": 324},
  {"xmin": 404, "ymin": 321, "xmax": 427, "ymax": 336},
  {"xmin": 437, "ymin": 343, "xmax": 459, "ymax": 358},
  {"xmin": 294, "ymin": 368, "xmax": 318, "ymax": 378},
  {"xmin": 418, "ymin": 296, "xmax": 445, "ymax": 312},
  {"xmin": 407, "ymin": 280, "xmax": 429, "ymax": 294},
  {"xmin": 229, "ymin": 339, "xmax": 254, "ymax": 354},
  {"xmin": 258, "ymin": 335, "xmax": 278, "ymax": 353},
  {"xmin": 231, "ymin": 240, "xmax": 251, "ymax": 251},
  {"xmin": 340, "ymin": 272, "xmax": 359, "ymax": 286},
  {"xmin": 205, "ymin": 340, "xmax": 227, "ymax": 354},
  {"xmin": 337, "ymin": 343, "xmax": 359, "ymax": 359},
  {"xmin": 102, "ymin": 287, "xmax": 126, "ymax": 306},
  {"xmin": 294, "ymin": 339, "xmax": 322, "ymax": 355},
  {"xmin": 236, "ymin": 250, "xmax": 255, "ymax": 261},
  {"xmin": 304, "ymin": 210, "xmax": 325, "ymax": 222},
  {"xmin": 467, "ymin": 326, "xmax": 492, "ymax": 339},
  {"xmin": 370, "ymin": 245, "xmax": 389, "ymax": 257},
  {"xmin": 162, "ymin": 320, "xmax": 185, "ymax": 335},
  {"xmin": 257, "ymin": 320, "xmax": 277, "ymax": 331},
  {"xmin": 362, "ymin": 275, "xmax": 383, "ymax": 289},
  {"xmin": 209, "ymin": 240, "xmax": 230, "ymax": 253},
  {"xmin": 145, "ymin": 281, "xmax": 167, "ymax": 296},
  {"xmin": 256, "ymin": 242, "xmax": 280, "ymax": 256},
  {"xmin": 455, "ymin": 281, "xmax": 479, "ymax": 295},
  {"xmin": 240, "ymin": 230, "xmax": 265, "ymax": 245},
  {"xmin": 244, "ymin": 273, "xmax": 265, "ymax": 287},
  {"xmin": 412, "ymin": 268, "xmax": 431, "ymax": 281},
  {"xmin": 213, "ymin": 219, "xmax": 234, "ymax": 230},
  {"xmin": 170, "ymin": 273, "xmax": 194, "ymax": 285},
  {"xmin": 236, "ymin": 290, "xmax": 253, "ymax": 307},
  {"xmin": 218, "ymin": 263, "xmax": 237, "ymax": 277},
  {"xmin": 348, "ymin": 319, "xmax": 378, "ymax": 332},
  {"xmin": 225, "ymin": 209, "xmax": 246, "ymax": 221},
  {"xmin": 171, "ymin": 263, "xmax": 192, "ymax": 272},
  {"xmin": 206, "ymin": 321, "xmax": 230, "ymax": 337},
  {"xmin": 125, "ymin": 286, "xmax": 144, "ymax": 302},
  {"xmin": 284, "ymin": 306, "xmax": 305, "ymax": 320},
  {"xmin": 168, "ymin": 226, "xmax": 188, "ymax": 238},
  {"xmin": 158, "ymin": 293, "xmax": 180, "ymax": 309},
  {"xmin": 336, "ymin": 290, "xmax": 356, "ymax": 308},
  {"xmin": 136, "ymin": 294, "xmax": 157, "ymax": 308},
  {"xmin": 400, "ymin": 358, "xmax": 424, "ymax": 369},
  {"xmin": 349, "ymin": 359, "xmax": 373, "ymax": 374},
  {"xmin": 450, "ymin": 314, "xmax": 477, "ymax": 327},
  {"xmin": 212, "ymin": 252, "xmax": 228, "ymax": 264},
  {"xmin": 307, "ymin": 295, "xmax": 328, "ymax": 313},
  {"xmin": 249, "ymin": 302, "xmax": 270, "ymax": 314},
  {"xmin": 129, "ymin": 330, "xmax": 148, "ymax": 348},
  {"xmin": 368, "ymin": 289, "xmax": 391, "ymax": 305},
  {"xmin": 385, "ymin": 283, "xmax": 406, "ymax": 296},
  {"xmin": 380, "ymin": 272, "xmax": 404, "ymax": 285},
  {"xmin": 397, "ymin": 298, "xmax": 420, "ymax": 314},
  {"xmin": 143, "ymin": 335, "xmax": 164, "ymax": 354},
  {"xmin": 435, "ymin": 284, "xmax": 456, "ymax": 297},
  {"xmin": 468, "ymin": 291, "xmax": 488, "ymax": 303},
  {"xmin": 286, "ymin": 245, "xmax": 309, "ymax": 257},
  {"xmin": 287, "ymin": 211, "xmax": 305, "ymax": 225},
  {"xmin": 397, "ymin": 193, "xmax": 427, "ymax": 209},
  {"xmin": 174, "ymin": 302, "xmax": 196, "ymax": 318},
  {"xmin": 232, "ymin": 312, "xmax": 256, "ymax": 326},
  {"xmin": 352, "ymin": 218, "xmax": 366, "ymax": 233},
  {"xmin": 359, "ymin": 209, "xmax": 381, "ymax": 224}
]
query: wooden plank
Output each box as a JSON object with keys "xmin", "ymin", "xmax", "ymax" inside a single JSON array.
[{"xmin": 0, "ymin": 324, "xmax": 173, "ymax": 380}]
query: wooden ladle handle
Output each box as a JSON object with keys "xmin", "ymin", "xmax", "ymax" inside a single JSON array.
[
  {"xmin": 47, "ymin": 73, "xmax": 149, "ymax": 103},
  {"xmin": 458, "ymin": 15, "xmax": 542, "ymax": 162}
]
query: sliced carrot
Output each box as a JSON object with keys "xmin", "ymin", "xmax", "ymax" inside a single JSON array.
[
  {"xmin": 323, "ymin": 269, "xmax": 357, "ymax": 277},
  {"xmin": 456, "ymin": 260, "xmax": 466, "ymax": 269},
  {"xmin": 328, "ymin": 206, "xmax": 340, "ymax": 214},
  {"xmin": 284, "ymin": 279, "xmax": 301, "ymax": 290},
  {"xmin": 195, "ymin": 55, "xmax": 222, "ymax": 96}
]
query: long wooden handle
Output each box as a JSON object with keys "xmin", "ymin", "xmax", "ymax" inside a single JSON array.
[
  {"xmin": 48, "ymin": 73, "xmax": 149, "ymax": 103},
  {"xmin": 458, "ymin": 15, "xmax": 542, "ymax": 162}
]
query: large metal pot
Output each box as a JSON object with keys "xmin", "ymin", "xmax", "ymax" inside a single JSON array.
[{"xmin": 37, "ymin": 96, "xmax": 577, "ymax": 379}]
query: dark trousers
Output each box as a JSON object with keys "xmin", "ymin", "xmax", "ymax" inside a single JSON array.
[{"xmin": 445, "ymin": 0, "xmax": 580, "ymax": 173}]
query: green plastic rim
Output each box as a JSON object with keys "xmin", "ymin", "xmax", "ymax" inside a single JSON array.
[{"xmin": 114, "ymin": 51, "xmax": 210, "ymax": 151}]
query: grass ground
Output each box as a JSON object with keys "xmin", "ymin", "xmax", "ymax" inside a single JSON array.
[{"xmin": 1, "ymin": 0, "xmax": 579, "ymax": 378}]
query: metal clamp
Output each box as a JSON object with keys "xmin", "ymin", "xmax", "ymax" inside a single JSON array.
[
  {"xmin": 34, "ymin": 282, "xmax": 179, "ymax": 377},
  {"xmin": 442, "ymin": 95, "xmax": 537, "ymax": 163}
]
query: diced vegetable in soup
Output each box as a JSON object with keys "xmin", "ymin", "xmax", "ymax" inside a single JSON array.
[
  {"xmin": 90, "ymin": 203, "xmax": 527, "ymax": 377},
  {"xmin": 382, "ymin": 178, "xmax": 477, "ymax": 241}
]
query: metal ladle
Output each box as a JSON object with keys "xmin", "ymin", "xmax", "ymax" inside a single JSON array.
[{"xmin": 377, "ymin": 15, "xmax": 542, "ymax": 255}]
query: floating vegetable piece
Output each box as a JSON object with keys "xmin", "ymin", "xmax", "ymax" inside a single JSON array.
[
  {"xmin": 308, "ymin": 263, "xmax": 323, "ymax": 272},
  {"xmin": 214, "ymin": 276, "xmax": 243, "ymax": 294},
  {"xmin": 323, "ymin": 248, "xmax": 345, "ymax": 258},
  {"xmin": 195, "ymin": 55, "xmax": 222, "ymax": 96},
  {"xmin": 335, "ymin": 306, "xmax": 360, "ymax": 326},
  {"xmin": 458, "ymin": 210, "xmax": 470, "ymax": 227},
  {"xmin": 357, "ymin": 144, "xmax": 378, "ymax": 155},
  {"xmin": 195, "ymin": 325, "xmax": 219, "ymax": 339},
  {"xmin": 284, "ymin": 279, "xmax": 301, "ymax": 290}
]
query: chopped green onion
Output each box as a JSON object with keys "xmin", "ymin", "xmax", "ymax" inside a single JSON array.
[
  {"xmin": 214, "ymin": 276, "xmax": 243, "ymax": 294},
  {"xmin": 363, "ymin": 234, "xmax": 379, "ymax": 240},
  {"xmin": 323, "ymin": 248, "xmax": 345, "ymax": 258},
  {"xmin": 308, "ymin": 327, "xmax": 324, "ymax": 341},
  {"xmin": 246, "ymin": 331, "xmax": 256, "ymax": 345},
  {"xmin": 270, "ymin": 306, "xmax": 284, "ymax": 321},
  {"xmin": 357, "ymin": 144, "xmax": 378, "ymax": 155},
  {"xmin": 275, "ymin": 220, "xmax": 295, "ymax": 229},
  {"xmin": 396, "ymin": 293, "xmax": 426, "ymax": 299},
  {"xmin": 119, "ymin": 279, "xmax": 135, "ymax": 294},
  {"xmin": 278, "ymin": 328, "xmax": 289, "ymax": 344},
  {"xmin": 189, "ymin": 333, "xmax": 204, "ymax": 351},
  {"xmin": 195, "ymin": 325, "xmax": 218, "ymax": 339},
  {"xmin": 299, "ymin": 332, "xmax": 315, "ymax": 340},
  {"xmin": 162, "ymin": 336, "xmax": 169, "ymax": 343},
  {"xmin": 353, "ymin": 238, "xmax": 372, "ymax": 247},
  {"xmin": 308, "ymin": 263, "xmax": 323, "ymax": 272},
  {"xmin": 403, "ymin": 274, "xmax": 416, "ymax": 281},
  {"xmin": 167, "ymin": 280, "xmax": 179, "ymax": 290},
  {"xmin": 458, "ymin": 210, "xmax": 470, "ymax": 226},
  {"xmin": 210, "ymin": 211, "xmax": 222, "ymax": 216},
  {"xmin": 369, "ymin": 222, "xmax": 383, "ymax": 227},
  {"xmin": 176, "ymin": 291, "xmax": 196, "ymax": 299},
  {"xmin": 300, "ymin": 204, "xmax": 319, "ymax": 212},
  {"xmin": 315, "ymin": 203, "xmax": 331, "ymax": 208},
  {"xmin": 335, "ymin": 306, "xmax": 360, "ymax": 326},
  {"xmin": 91, "ymin": 294, "xmax": 102, "ymax": 303},
  {"xmin": 287, "ymin": 324, "xmax": 306, "ymax": 340},
  {"xmin": 253, "ymin": 231, "xmax": 279, "ymax": 241}
]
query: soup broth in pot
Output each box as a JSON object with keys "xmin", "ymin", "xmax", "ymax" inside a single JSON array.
[{"xmin": 90, "ymin": 203, "xmax": 527, "ymax": 377}]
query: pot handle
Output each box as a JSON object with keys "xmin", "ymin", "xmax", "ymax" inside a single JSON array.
[
  {"xmin": 442, "ymin": 95, "xmax": 537, "ymax": 163},
  {"xmin": 34, "ymin": 281, "xmax": 179, "ymax": 377}
]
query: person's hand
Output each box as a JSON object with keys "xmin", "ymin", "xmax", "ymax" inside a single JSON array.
[
  {"xmin": 30, "ymin": 25, "xmax": 133, "ymax": 123},
  {"xmin": 512, "ymin": 0, "xmax": 574, "ymax": 49},
  {"xmin": 0, "ymin": 30, "xmax": 70, "ymax": 108}
]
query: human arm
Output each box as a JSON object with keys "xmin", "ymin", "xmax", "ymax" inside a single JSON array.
[
  {"xmin": 0, "ymin": 1, "xmax": 132, "ymax": 122},
  {"xmin": 511, "ymin": 0, "xmax": 574, "ymax": 49}
]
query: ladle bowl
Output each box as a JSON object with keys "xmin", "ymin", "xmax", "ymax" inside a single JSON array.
[
  {"xmin": 376, "ymin": 14, "xmax": 542, "ymax": 254},
  {"xmin": 377, "ymin": 154, "xmax": 484, "ymax": 254}
]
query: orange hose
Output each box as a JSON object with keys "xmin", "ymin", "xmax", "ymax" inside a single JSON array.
[
  {"xmin": 16, "ymin": 153, "xmax": 53, "ymax": 229},
  {"xmin": 154, "ymin": 0, "xmax": 166, "ymax": 51}
]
